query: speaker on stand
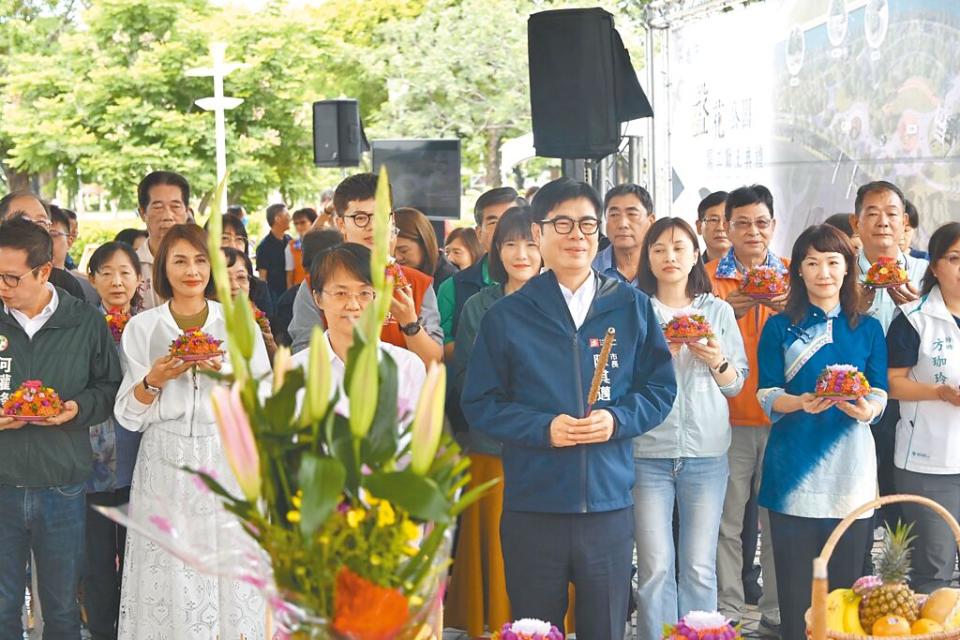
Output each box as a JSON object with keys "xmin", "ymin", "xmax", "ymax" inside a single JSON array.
[
  {"xmin": 527, "ymin": 8, "xmax": 653, "ymax": 191},
  {"xmin": 312, "ymin": 99, "xmax": 369, "ymax": 169}
]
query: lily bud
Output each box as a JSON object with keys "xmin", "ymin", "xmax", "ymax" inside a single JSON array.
[
  {"xmin": 348, "ymin": 340, "xmax": 379, "ymax": 438},
  {"xmin": 410, "ymin": 362, "xmax": 446, "ymax": 475},
  {"xmin": 211, "ymin": 384, "xmax": 261, "ymax": 502},
  {"xmin": 231, "ymin": 294, "xmax": 257, "ymax": 360},
  {"xmin": 272, "ymin": 346, "xmax": 293, "ymax": 394},
  {"xmin": 301, "ymin": 327, "xmax": 331, "ymax": 426}
]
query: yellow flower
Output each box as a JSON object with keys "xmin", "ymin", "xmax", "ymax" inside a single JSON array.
[
  {"xmin": 376, "ymin": 501, "xmax": 396, "ymax": 527},
  {"xmin": 346, "ymin": 508, "xmax": 366, "ymax": 528},
  {"xmin": 370, "ymin": 554, "xmax": 382, "ymax": 566},
  {"xmin": 401, "ymin": 520, "xmax": 420, "ymax": 542},
  {"xmin": 318, "ymin": 535, "xmax": 330, "ymax": 545},
  {"xmin": 879, "ymin": 267, "xmax": 889, "ymax": 274},
  {"xmin": 403, "ymin": 545, "xmax": 419, "ymax": 557},
  {"xmin": 409, "ymin": 595, "xmax": 423, "ymax": 607},
  {"xmin": 286, "ymin": 510, "xmax": 301, "ymax": 524},
  {"xmin": 291, "ymin": 494, "xmax": 302, "ymax": 509}
]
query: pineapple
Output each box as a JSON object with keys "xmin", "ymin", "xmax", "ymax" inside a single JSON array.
[{"xmin": 859, "ymin": 521, "xmax": 920, "ymax": 630}]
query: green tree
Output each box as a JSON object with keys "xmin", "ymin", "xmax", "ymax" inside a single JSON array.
[
  {"xmin": 367, "ymin": 0, "xmax": 531, "ymax": 188},
  {"xmin": 0, "ymin": 0, "xmax": 81, "ymax": 192}
]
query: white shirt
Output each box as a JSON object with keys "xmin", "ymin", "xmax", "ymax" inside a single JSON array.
[
  {"xmin": 290, "ymin": 331, "xmax": 427, "ymax": 419},
  {"xmin": 115, "ymin": 301, "xmax": 271, "ymax": 437},
  {"xmin": 557, "ymin": 271, "xmax": 597, "ymax": 329},
  {"xmin": 6, "ymin": 284, "xmax": 58, "ymax": 339}
]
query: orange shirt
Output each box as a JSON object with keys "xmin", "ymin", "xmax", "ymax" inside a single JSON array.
[
  {"xmin": 289, "ymin": 242, "xmax": 308, "ymax": 286},
  {"xmin": 706, "ymin": 255, "xmax": 790, "ymax": 427}
]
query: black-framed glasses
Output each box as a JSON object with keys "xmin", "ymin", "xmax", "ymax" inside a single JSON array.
[
  {"xmin": 344, "ymin": 212, "xmax": 374, "ymax": 229},
  {"xmin": 0, "ymin": 264, "xmax": 43, "ymax": 288},
  {"xmin": 539, "ymin": 216, "xmax": 600, "ymax": 235}
]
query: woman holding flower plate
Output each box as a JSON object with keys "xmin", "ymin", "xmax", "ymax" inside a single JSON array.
[
  {"xmin": 756, "ymin": 224, "xmax": 888, "ymax": 640},
  {"xmin": 632, "ymin": 217, "xmax": 748, "ymax": 640},
  {"xmin": 114, "ymin": 223, "xmax": 270, "ymax": 640}
]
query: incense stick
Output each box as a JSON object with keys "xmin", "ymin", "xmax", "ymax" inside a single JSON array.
[{"xmin": 586, "ymin": 327, "xmax": 616, "ymax": 410}]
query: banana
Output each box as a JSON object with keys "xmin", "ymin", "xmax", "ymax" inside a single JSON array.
[
  {"xmin": 827, "ymin": 589, "xmax": 855, "ymax": 632},
  {"xmin": 843, "ymin": 594, "xmax": 867, "ymax": 636}
]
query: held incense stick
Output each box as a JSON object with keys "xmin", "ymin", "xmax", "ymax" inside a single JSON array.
[{"xmin": 586, "ymin": 327, "xmax": 616, "ymax": 412}]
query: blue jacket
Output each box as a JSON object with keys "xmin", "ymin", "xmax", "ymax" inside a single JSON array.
[{"xmin": 461, "ymin": 270, "xmax": 677, "ymax": 513}]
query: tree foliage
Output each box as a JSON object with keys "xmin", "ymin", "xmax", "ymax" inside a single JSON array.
[{"xmin": 0, "ymin": 0, "xmax": 646, "ymax": 209}]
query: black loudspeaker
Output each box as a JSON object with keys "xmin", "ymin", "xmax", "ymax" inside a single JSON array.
[
  {"xmin": 528, "ymin": 8, "xmax": 653, "ymax": 159},
  {"xmin": 312, "ymin": 99, "xmax": 369, "ymax": 167}
]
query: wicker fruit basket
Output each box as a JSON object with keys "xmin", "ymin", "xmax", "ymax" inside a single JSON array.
[{"xmin": 806, "ymin": 494, "xmax": 960, "ymax": 640}]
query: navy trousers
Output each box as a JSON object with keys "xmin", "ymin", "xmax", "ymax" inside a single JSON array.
[{"xmin": 500, "ymin": 508, "xmax": 634, "ymax": 640}]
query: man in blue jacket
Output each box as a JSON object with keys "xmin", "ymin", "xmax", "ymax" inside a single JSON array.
[{"xmin": 462, "ymin": 178, "xmax": 677, "ymax": 640}]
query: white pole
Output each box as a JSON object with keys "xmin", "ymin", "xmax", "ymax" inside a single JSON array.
[
  {"xmin": 212, "ymin": 45, "xmax": 228, "ymax": 213},
  {"xmin": 187, "ymin": 42, "xmax": 246, "ymax": 215}
]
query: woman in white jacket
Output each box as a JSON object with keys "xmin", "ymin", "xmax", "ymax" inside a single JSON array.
[
  {"xmin": 632, "ymin": 217, "xmax": 748, "ymax": 640},
  {"xmin": 114, "ymin": 223, "xmax": 270, "ymax": 640},
  {"xmin": 888, "ymin": 221, "xmax": 960, "ymax": 593}
]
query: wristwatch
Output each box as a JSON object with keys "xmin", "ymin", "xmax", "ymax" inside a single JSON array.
[
  {"xmin": 711, "ymin": 359, "xmax": 730, "ymax": 374},
  {"xmin": 400, "ymin": 318, "xmax": 423, "ymax": 336},
  {"xmin": 142, "ymin": 377, "xmax": 161, "ymax": 396}
]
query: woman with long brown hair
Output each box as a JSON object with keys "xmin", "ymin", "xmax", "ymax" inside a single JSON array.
[
  {"xmin": 393, "ymin": 207, "xmax": 458, "ymax": 289},
  {"xmin": 756, "ymin": 224, "xmax": 888, "ymax": 640},
  {"xmin": 114, "ymin": 223, "xmax": 270, "ymax": 639}
]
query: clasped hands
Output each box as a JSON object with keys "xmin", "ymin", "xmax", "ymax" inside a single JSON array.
[{"xmin": 550, "ymin": 410, "xmax": 615, "ymax": 447}]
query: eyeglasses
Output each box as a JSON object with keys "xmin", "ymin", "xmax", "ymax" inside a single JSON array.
[
  {"xmin": 730, "ymin": 218, "xmax": 773, "ymax": 231},
  {"xmin": 539, "ymin": 216, "xmax": 600, "ymax": 235},
  {"xmin": 702, "ymin": 216, "xmax": 725, "ymax": 226},
  {"xmin": 344, "ymin": 213, "xmax": 373, "ymax": 229},
  {"xmin": 49, "ymin": 230, "xmax": 68, "ymax": 240},
  {"xmin": 321, "ymin": 289, "xmax": 376, "ymax": 304},
  {"xmin": 0, "ymin": 264, "xmax": 43, "ymax": 288}
]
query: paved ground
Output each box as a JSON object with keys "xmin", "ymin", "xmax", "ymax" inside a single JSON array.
[{"xmin": 22, "ymin": 529, "xmax": 960, "ymax": 639}]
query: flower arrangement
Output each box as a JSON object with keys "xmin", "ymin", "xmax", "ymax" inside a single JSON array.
[
  {"xmin": 169, "ymin": 328, "xmax": 224, "ymax": 361},
  {"xmin": 99, "ymin": 170, "xmax": 491, "ymax": 640},
  {"xmin": 662, "ymin": 314, "xmax": 713, "ymax": 343},
  {"xmin": 814, "ymin": 364, "xmax": 872, "ymax": 400},
  {"xmin": 492, "ymin": 619, "xmax": 564, "ymax": 640},
  {"xmin": 105, "ymin": 307, "xmax": 131, "ymax": 342},
  {"xmin": 865, "ymin": 256, "xmax": 909, "ymax": 288},
  {"xmin": 741, "ymin": 265, "xmax": 787, "ymax": 298},
  {"xmin": 385, "ymin": 259, "xmax": 410, "ymax": 290},
  {"xmin": 663, "ymin": 611, "xmax": 741, "ymax": 640},
  {"xmin": 2, "ymin": 380, "xmax": 62, "ymax": 418}
]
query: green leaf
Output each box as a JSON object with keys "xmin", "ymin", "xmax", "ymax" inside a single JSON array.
[
  {"xmin": 360, "ymin": 350, "xmax": 399, "ymax": 465},
  {"xmin": 364, "ymin": 469, "xmax": 450, "ymax": 523},
  {"xmin": 297, "ymin": 454, "xmax": 345, "ymax": 537},
  {"xmin": 329, "ymin": 414, "xmax": 360, "ymax": 497}
]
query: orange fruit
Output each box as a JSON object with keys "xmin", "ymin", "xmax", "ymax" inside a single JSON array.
[
  {"xmin": 872, "ymin": 616, "xmax": 912, "ymax": 637},
  {"xmin": 911, "ymin": 619, "xmax": 944, "ymax": 635}
]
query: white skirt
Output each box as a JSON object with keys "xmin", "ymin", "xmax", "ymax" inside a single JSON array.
[{"xmin": 118, "ymin": 425, "xmax": 266, "ymax": 640}]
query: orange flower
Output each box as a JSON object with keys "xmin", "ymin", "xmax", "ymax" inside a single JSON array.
[{"xmin": 332, "ymin": 567, "xmax": 409, "ymax": 640}]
